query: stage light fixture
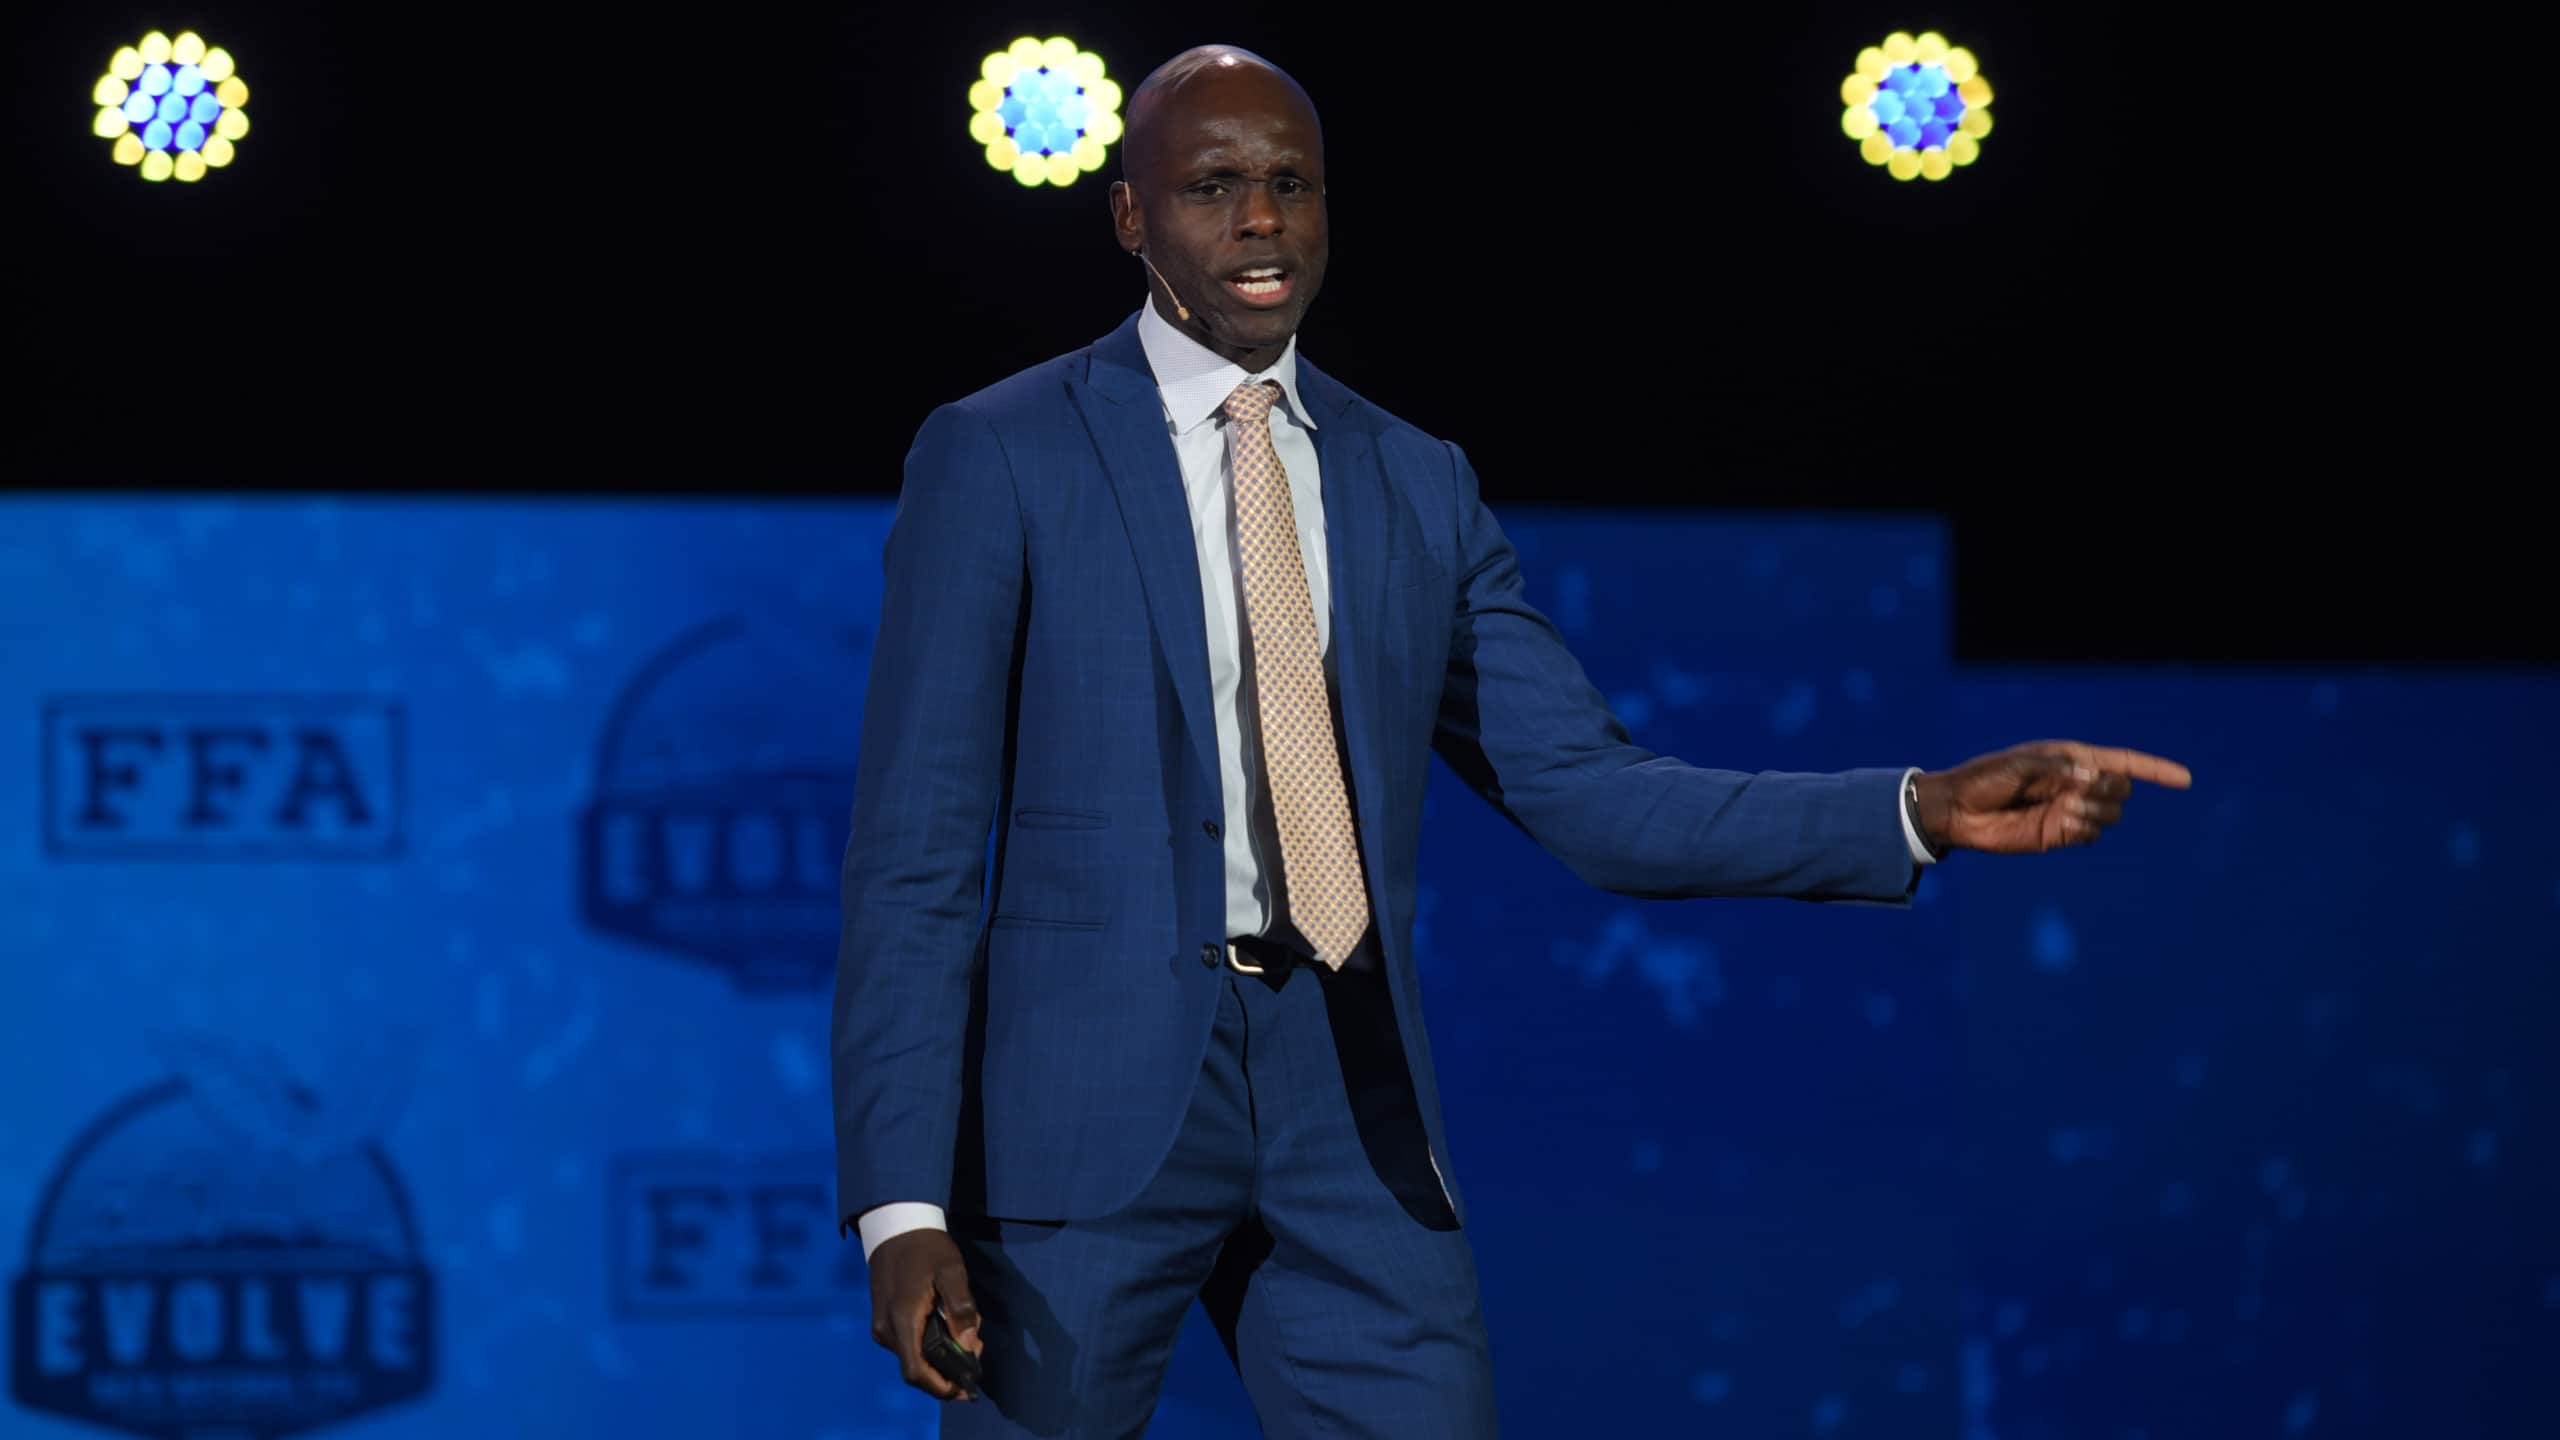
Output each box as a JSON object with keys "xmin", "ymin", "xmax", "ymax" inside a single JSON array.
[
  {"xmin": 93, "ymin": 29, "xmax": 248, "ymax": 182},
  {"xmin": 1840, "ymin": 30, "xmax": 1992, "ymax": 182},
  {"xmin": 970, "ymin": 36, "xmax": 1121, "ymax": 188}
]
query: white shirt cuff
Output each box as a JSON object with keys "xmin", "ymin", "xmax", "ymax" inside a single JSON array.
[
  {"xmin": 1899, "ymin": 766, "xmax": 1939, "ymax": 866},
  {"xmin": 855, "ymin": 1202, "xmax": 948, "ymax": 1262}
]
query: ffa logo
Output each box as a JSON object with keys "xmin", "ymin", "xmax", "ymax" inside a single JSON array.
[
  {"xmin": 609, "ymin": 1153, "xmax": 855, "ymax": 1318},
  {"xmin": 42, "ymin": 696, "xmax": 403, "ymax": 861}
]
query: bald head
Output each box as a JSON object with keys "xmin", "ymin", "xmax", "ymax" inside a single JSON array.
[
  {"xmin": 1109, "ymin": 45, "xmax": 1329, "ymax": 371},
  {"xmin": 1122, "ymin": 45, "xmax": 1319, "ymax": 182}
]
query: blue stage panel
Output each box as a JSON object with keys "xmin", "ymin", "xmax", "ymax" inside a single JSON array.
[
  {"xmin": 1946, "ymin": 671, "xmax": 2560, "ymax": 1438},
  {"xmin": 0, "ymin": 498, "xmax": 1956, "ymax": 1438}
]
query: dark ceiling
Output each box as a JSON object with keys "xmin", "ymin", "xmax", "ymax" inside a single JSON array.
[{"xmin": 6, "ymin": 2, "xmax": 2534, "ymax": 663}]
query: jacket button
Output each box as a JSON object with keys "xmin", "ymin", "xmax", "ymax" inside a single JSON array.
[
  {"xmin": 1203, "ymin": 820, "xmax": 1222, "ymax": 839},
  {"xmin": 1200, "ymin": 943, "xmax": 1222, "ymax": 970}
]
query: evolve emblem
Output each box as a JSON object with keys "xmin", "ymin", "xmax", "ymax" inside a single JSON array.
[
  {"xmin": 578, "ymin": 616, "xmax": 868, "ymax": 990},
  {"xmin": 9, "ymin": 1036, "xmax": 435, "ymax": 1438}
]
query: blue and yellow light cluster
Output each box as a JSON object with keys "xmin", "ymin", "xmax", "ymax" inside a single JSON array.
[
  {"xmin": 969, "ymin": 36, "xmax": 1124, "ymax": 188},
  {"xmin": 1841, "ymin": 31, "xmax": 1992, "ymax": 182},
  {"xmin": 92, "ymin": 30, "xmax": 249, "ymax": 182}
]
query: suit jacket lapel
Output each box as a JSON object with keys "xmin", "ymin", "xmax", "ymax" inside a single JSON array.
[
  {"xmin": 1299, "ymin": 359, "xmax": 1399, "ymax": 953},
  {"xmin": 1073, "ymin": 316, "xmax": 1220, "ymax": 795}
]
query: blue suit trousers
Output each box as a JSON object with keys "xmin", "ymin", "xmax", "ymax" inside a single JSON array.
[{"xmin": 943, "ymin": 957, "xmax": 1498, "ymax": 1438}]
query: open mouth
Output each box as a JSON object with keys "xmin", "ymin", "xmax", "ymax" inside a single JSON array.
[{"xmin": 1224, "ymin": 266, "xmax": 1292, "ymax": 307}]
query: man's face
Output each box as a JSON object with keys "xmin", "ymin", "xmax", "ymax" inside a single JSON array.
[{"xmin": 1114, "ymin": 62, "xmax": 1328, "ymax": 363}]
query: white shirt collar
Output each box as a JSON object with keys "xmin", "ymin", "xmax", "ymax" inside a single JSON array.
[{"xmin": 1134, "ymin": 296, "xmax": 1319, "ymax": 438}]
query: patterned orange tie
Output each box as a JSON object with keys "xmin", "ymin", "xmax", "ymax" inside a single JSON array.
[{"xmin": 1224, "ymin": 380, "xmax": 1371, "ymax": 968}]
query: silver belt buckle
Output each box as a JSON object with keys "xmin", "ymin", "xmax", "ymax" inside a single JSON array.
[{"xmin": 1225, "ymin": 941, "xmax": 1269, "ymax": 976}]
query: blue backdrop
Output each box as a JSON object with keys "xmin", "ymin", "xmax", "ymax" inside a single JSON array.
[{"xmin": 1, "ymin": 498, "xmax": 2548, "ymax": 1438}]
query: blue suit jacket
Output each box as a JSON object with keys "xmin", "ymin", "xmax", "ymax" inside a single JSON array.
[{"xmin": 832, "ymin": 311, "xmax": 1918, "ymax": 1229}]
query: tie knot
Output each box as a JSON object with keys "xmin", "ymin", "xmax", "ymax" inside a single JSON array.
[{"xmin": 1221, "ymin": 380, "xmax": 1280, "ymax": 426}]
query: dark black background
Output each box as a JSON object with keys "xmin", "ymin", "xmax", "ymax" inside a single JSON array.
[{"xmin": 7, "ymin": 3, "xmax": 2536, "ymax": 664}]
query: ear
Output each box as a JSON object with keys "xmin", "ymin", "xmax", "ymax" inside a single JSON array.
[{"xmin": 1109, "ymin": 181, "xmax": 1142, "ymax": 254}]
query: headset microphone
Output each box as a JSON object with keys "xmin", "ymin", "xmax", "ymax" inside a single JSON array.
[{"xmin": 1135, "ymin": 248, "xmax": 1191, "ymax": 323}]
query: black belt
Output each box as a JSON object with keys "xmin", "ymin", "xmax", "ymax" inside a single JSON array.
[
  {"xmin": 1224, "ymin": 933, "xmax": 1375, "ymax": 975},
  {"xmin": 1223, "ymin": 934, "xmax": 1310, "ymax": 975}
]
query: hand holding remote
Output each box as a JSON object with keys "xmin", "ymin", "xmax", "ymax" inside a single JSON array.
[{"xmin": 869, "ymin": 1229, "xmax": 984, "ymax": 1402}]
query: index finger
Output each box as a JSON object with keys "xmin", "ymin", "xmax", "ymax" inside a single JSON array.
[{"xmin": 2038, "ymin": 741, "xmax": 2193, "ymax": 789}]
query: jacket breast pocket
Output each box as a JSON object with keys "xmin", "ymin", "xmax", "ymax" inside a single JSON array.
[
  {"xmin": 989, "ymin": 912, "xmax": 1107, "ymax": 932},
  {"xmin": 1012, "ymin": 808, "xmax": 1110, "ymax": 830}
]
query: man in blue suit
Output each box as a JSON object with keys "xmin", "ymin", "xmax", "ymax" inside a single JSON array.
[{"xmin": 833, "ymin": 44, "xmax": 2189, "ymax": 1437}]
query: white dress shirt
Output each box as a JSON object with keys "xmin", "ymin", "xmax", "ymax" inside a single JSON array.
[{"xmin": 854, "ymin": 301, "xmax": 1939, "ymax": 1260}]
